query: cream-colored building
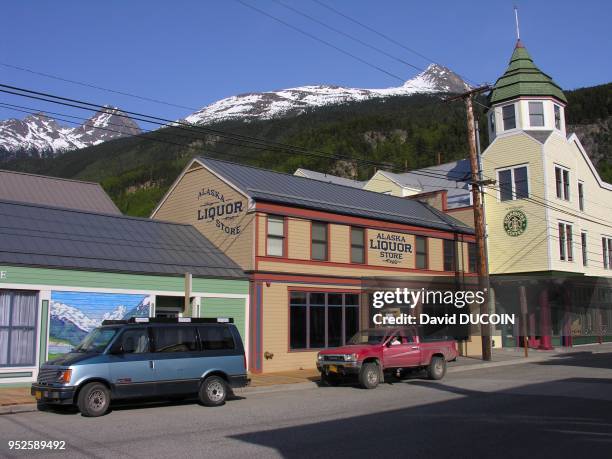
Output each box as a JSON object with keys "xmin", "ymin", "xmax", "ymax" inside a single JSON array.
[{"xmin": 481, "ymin": 39, "xmax": 612, "ymax": 348}]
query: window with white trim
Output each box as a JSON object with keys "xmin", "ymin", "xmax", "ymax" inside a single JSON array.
[
  {"xmin": 603, "ymin": 237, "xmax": 612, "ymax": 270},
  {"xmin": 558, "ymin": 222, "xmax": 573, "ymax": 262},
  {"xmin": 581, "ymin": 232, "xmax": 588, "ymax": 266},
  {"xmin": 528, "ymin": 101, "xmax": 545, "ymax": 127},
  {"xmin": 498, "ymin": 165, "xmax": 529, "ymax": 201},
  {"xmin": 502, "ymin": 104, "xmax": 516, "ymax": 130},
  {"xmin": 578, "ymin": 182, "xmax": 584, "ymax": 211},
  {"xmin": 554, "ymin": 104, "xmax": 562, "ymax": 130},
  {"xmin": 555, "ymin": 166, "xmax": 570, "ymax": 200},
  {"xmin": 489, "ymin": 111, "xmax": 495, "ymax": 135}
]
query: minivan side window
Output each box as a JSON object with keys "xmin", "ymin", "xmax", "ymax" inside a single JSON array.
[
  {"xmin": 117, "ymin": 329, "xmax": 150, "ymax": 354},
  {"xmin": 152, "ymin": 326, "xmax": 198, "ymax": 353},
  {"xmin": 199, "ymin": 326, "xmax": 235, "ymax": 351}
]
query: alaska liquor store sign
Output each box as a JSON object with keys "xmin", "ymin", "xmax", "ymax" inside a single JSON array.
[
  {"xmin": 368, "ymin": 230, "xmax": 414, "ymax": 267},
  {"xmin": 196, "ymin": 188, "xmax": 246, "ymax": 236}
]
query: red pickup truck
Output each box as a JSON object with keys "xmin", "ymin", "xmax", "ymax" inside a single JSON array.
[{"xmin": 316, "ymin": 327, "xmax": 458, "ymax": 389}]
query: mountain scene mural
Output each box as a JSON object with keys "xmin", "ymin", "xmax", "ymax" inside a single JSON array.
[{"xmin": 48, "ymin": 292, "xmax": 150, "ymax": 358}]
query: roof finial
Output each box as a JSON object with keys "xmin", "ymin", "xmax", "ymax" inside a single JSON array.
[{"xmin": 514, "ymin": 5, "xmax": 521, "ymax": 41}]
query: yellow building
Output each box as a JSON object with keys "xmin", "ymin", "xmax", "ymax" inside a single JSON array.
[
  {"xmin": 153, "ymin": 157, "xmax": 477, "ymax": 372},
  {"xmin": 482, "ymin": 39, "xmax": 612, "ymax": 348}
]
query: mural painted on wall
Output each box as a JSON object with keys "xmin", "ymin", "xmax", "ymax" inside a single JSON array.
[{"xmin": 49, "ymin": 291, "xmax": 150, "ymax": 358}]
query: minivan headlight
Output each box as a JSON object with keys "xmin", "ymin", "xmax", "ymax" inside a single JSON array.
[
  {"xmin": 57, "ymin": 369, "xmax": 72, "ymax": 384},
  {"xmin": 317, "ymin": 353, "xmax": 324, "ymax": 361},
  {"xmin": 344, "ymin": 354, "xmax": 357, "ymax": 362}
]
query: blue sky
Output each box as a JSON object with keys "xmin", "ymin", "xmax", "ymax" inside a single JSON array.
[{"xmin": 1, "ymin": 0, "xmax": 610, "ymax": 126}]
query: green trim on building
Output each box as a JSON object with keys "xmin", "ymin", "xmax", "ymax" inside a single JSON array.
[
  {"xmin": 201, "ymin": 297, "xmax": 247, "ymax": 343},
  {"xmin": 39, "ymin": 300, "xmax": 49, "ymax": 366},
  {"xmin": 0, "ymin": 372, "xmax": 33, "ymax": 379},
  {"xmin": 489, "ymin": 40, "xmax": 567, "ymax": 105},
  {"xmin": 0, "ymin": 265, "xmax": 248, "ymax": 295}
]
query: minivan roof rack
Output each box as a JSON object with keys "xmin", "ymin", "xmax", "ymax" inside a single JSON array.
[{"xmin": 101, "ymin": 317, "xmax": 234, "ymax": 326}]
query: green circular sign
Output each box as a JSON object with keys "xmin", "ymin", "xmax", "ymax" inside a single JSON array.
[{"xmin": 503, "ymin": 209, "xmax": 527, "ymax": 237}]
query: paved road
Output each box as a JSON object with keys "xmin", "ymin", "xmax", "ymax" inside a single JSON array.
[{"xmin": 1, "ymin": 350, "xmax": 611, "ymax": 459}]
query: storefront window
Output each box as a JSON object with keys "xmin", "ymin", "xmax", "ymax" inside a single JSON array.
[
  {"xmin": 289, "ymin": 291, "xmax": 360, "ymax": 350},
  {"xmin": 0, "ymin": 290, "xmax": 38, "ymax": 367}
]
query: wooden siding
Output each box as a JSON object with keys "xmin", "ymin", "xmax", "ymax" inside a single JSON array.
[
  {"xmin": 330, "ymin": 224, "xmax": 350, "ymax": 263},
  {"xmin": 153, "ymin": 165, "xmax": 254, "ymax": 270},
  {"xmin": 287, "ymin": 216, "xmax": 310, "ymax": 260},
  {"xmin": 482, "ymin": 133, "xmax": 549, "ymax": 274},
  {"xmin": 428, "ymin": 238, "xmax": 444, "ymax": 271}
]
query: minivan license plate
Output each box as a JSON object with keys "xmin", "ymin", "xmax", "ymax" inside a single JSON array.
[
  {"xmin": 34, "ymin": 391, "xmax": 42, "ymax": 400},
  {"xmin": 328, "ymin": 365, "xmax": 338, "ymax": 373}
]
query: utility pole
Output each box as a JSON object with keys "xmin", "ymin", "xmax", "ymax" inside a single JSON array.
[{"xmin": 447, "ymin": 85, "xmax": 493, "ymax": 361}]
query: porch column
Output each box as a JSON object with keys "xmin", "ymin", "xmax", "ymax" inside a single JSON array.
[{"xmin": 539, "ymin": 288, "xmax": 553, "ymax": 350}]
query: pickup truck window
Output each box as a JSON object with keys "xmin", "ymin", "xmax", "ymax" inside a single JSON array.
[{"xmin": 348, "ymin": 329, "xmax": 388, "ymax": 345}]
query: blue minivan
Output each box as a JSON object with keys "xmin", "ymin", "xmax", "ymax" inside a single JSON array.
[{"xmin": 31, "ymin": 318, "xmax": 249, "ymax": 417}]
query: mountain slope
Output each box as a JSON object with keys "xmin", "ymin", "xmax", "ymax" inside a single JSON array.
[
  {"xmin": 0, "ymin": 106, "xmax": 141, "ymax": 160},
  {"xmin": 2, "ymin": 83, "xmax": 609, "ymax": 218}
]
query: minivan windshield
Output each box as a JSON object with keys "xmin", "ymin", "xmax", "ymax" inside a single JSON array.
[
  {"xmin": 73, "ymin": 327, "xmax": 120, "ymax": 353},
  {"xmin": 347, "ymin": 329, "xmax": 390, "ymax": 345}
]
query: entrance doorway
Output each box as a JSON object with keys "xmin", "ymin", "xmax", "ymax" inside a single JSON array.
[{"xmin": 155, "ymin": 296, "xmax": 185, "ymax": 318}]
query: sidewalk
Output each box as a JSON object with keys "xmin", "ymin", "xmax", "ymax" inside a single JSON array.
[{"xmin": 2, "ymin": 342, "xmax": 611, "ymax": 414}]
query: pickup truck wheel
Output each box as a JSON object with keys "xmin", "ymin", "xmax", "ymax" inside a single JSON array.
[
  {"xmin": 359, "ymin": 362, "xmax": 380, "ymax": 389},
  {"xmin": 427, "ymin": 356, "xmax": 447, "ymax": 380},
  {"xmin": 77, "ymin": 382, "xmax": 111, "ymax": 417},
  {"xmin": 199, "ymin": 376, "xmax": 227, "ymax": 407}
]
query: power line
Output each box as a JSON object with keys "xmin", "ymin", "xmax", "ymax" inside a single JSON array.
[
  {"xmin": 310, "ymin": 0, "xmax": 481, "ymax": 87},
  {"xmin": 0, "ymin": 61, "xmax": 200, "ymax": 112},
  {"xmin": 270, "ymin": 0, "xmax": 425, "ymax": 73},
  {"xmin": 234, "ymin": 0, "xmax": 406, "ymax": 84}
]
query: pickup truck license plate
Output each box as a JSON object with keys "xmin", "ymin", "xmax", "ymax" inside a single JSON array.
[
  {"xmin": 328, "ymin": 365, "xmax": 338, "ymax": 373},
  {"xmin": 34, "ymin": 391, "xmax": 42, "ymax": 400}
]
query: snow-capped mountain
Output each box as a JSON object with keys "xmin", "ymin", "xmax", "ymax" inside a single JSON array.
[
  {"xmin": 50, "ymin": 301, "xmax": 100, "ymax": 333},
  {"xmin": 184, "ymin": 64, "xmax": 470, "ymax": 126},
  {"xmin": 0, "ymin": 106, "xmax": 141, "ymax": 159},
  {"xmin": 102, "ymin": 305, "xmax": 128, "ymax": 321}
]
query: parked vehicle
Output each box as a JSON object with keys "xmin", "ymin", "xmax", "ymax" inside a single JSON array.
[
  {"xmin": 31, "ymin": 318, "xmax": 248, "ymax": 417},
  {"xmin": 316, "ymin": 327, "xmax": 458, "ymax": 389}
]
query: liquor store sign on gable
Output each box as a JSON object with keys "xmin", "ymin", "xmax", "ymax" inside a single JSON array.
[{"xmin": 196, "ymin": 188, "xmax": 246, "ymax": 236}]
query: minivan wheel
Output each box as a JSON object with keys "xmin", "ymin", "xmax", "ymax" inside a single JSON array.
[
  {"xmin": 359, "ymin": 362, "xmax": 380, "ymax": 389},
  {"xmin": 199, "ymin": 376, "xmax": 227, "ymax": 407},
  {"xmin": 427, "ymin": 356, "xmax": 447, "ymax": 380},
  {"xmin": 77, "ymin": 382, "xmax": 110, "ymax": 417}
]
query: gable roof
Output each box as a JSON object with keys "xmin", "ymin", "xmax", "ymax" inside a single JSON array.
[
  {"xmin": 294, "ymin": 168, "xmax": 366, "ymax": 188},
  {"xmin": 0, "ymin": 169, "xmax": 120, "ymax": 215},
  {"xmin": 489, "ymin": 40, "xmax": 567, "ymax": 105},
  {"xmin": 197, "ymin": 157, "xmax": 473, "ymax": 234},
  {"xmin": 375, "ymin": 160, "xmax": 472, "ymax": 208},
  {"xmin": 0, "ymin": 199, "xmax": 245, "ymax": 279}
]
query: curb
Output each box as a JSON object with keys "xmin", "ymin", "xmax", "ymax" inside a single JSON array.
[{"xmin": 0, "ymin": 403, "xmax": 37, "ymax": 416}]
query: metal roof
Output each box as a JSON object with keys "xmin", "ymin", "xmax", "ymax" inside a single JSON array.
[
  {"xmin": 0, "ymin": 169, "xmax": 121, "ymax": 214},
  {"xmin": 198, "ymin": 157, "xmax": 473, "ymax": 234},
  {"xmin": 294, "ymin": 168, "xmax": 366, "ymax": 188},
  {"xmin": 0, "ymin": 199, "xmax": 245, "ymax": 279},
  {"xmin": 378, "ymin": 159, "xmax": 472, "ymax": 208}
]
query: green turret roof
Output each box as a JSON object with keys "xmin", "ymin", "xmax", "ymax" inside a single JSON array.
[{"xmin": 489, "ymin": 40, "xmax": 567, "ymax": 105}]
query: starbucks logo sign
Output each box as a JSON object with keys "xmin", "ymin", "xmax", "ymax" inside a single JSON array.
[{"xmin": 503, "ymin": 209, "xmax": 527, "ymax": 237}]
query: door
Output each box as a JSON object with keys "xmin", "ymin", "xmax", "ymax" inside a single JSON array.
[
  {"xmin": 150, "ymin": 326, "xmax": 202, "ymax": 396},
  {"xmin": 108, "ymin": 328, "xmax": 157, "ymax": 398},
  {"xmin": 382, "ymin": 331, "xmax": 421, "ymax": 368}
]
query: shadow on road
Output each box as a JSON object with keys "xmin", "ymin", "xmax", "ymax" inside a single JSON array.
[
  {"xmin": 230, "ymin": 374, "xmax": 612, "ymax": 458},
  {"xmin": 534, "ymin": 351, "xmax": 612, "ymax": 370}
]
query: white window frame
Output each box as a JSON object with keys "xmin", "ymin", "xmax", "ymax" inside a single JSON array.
[
  {"xmin": 558, "ymin": 221, "xmax": 573, "ymax": 262},
  {"xmin": 528, "ymin": 101, "xmax": 545, "ymax": 127},
  {"xmin": 555, "ymin": 165, "xmax": 571, "ymax": 201},
  {"xmin": 502, "ymin": 103, "xmax": 517, "ymax": 131},
  {"xmin": 554, "ymin": 104, "xmax": 562, "ymax": 130},
  {"xmin": 496, "ymin": 164, "xmax": 530, "ymax": 202},
  {"xmin": 603, "ymin": 236, "xmax": 612, "ymax": 270},
  {"xmin": 578, "ymin": 181, "xmax": 585, "ymax": 211},
  {"xmin": 581, "ymin": 231, "xmax": 588, "ymax": 267}
]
